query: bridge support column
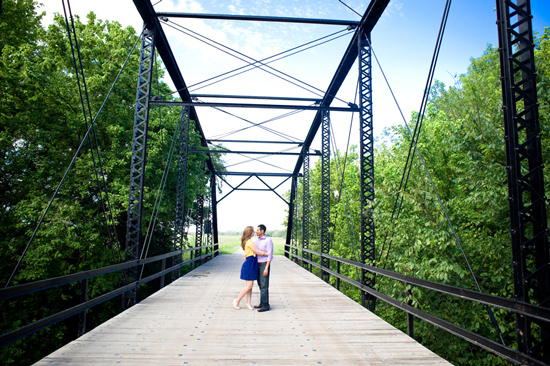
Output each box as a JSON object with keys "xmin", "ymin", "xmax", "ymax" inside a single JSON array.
[
  {"xmin": 173, "ymin": 107, "xmax": 190, "ymax": 281},
  {"xmin": 285, "ymin": 175, "xmax": 297, "ymax": 258},
  {"xmin": 205, "ymin": 193, "xmax": 213, "ymax": 261},
  {"xmin": 211, "ymin": 173, "xmax": 219, "ymax": 256},
  {"xmin": 302, "ymin": 153, "xmax": 311, "ymax": 271},
  {"xmin": 496, "ymin": 0, "xmax": 550, "ymax": 361},
  {"xmin": 358, "ymin": 32, "xmax": 376, "ymax": 312},
  {"xmin": 320, "ymin": 110, "xmax": 331, "ymax": 283},
  {"xmin": 194, "ymin": 194, "xmax": 204, "ymax": 268},
  {"xmin": 291, "ymin": 177, "xmax": 299, "ymax": 262},
  {"xmin": 124, "ymin": 27, "xmax": 156, "ymax": 309}
]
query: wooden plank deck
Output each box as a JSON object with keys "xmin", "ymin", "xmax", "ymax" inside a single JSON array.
[{"xmin": 35, "ymin": 253, "xmax": 452, "ymax": 365}]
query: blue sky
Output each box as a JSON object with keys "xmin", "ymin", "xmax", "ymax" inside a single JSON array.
[{"xmin": 42, "ymin": 1, "xmax": 549, "ymax": 233}]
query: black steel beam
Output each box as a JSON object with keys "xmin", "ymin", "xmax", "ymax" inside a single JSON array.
[
  {"xmin": 320, "ymin": 110, "xmax": 331, "ymax": 282},
  {"xmin": 124, "ymin": 28, "xmax": 156, "ymax": 309},
  {"xmin": 207, "ymin": 139, "xmax": 303, "ymax": 145},
  {"xmin": 188, "ymin": 148, "xmax": 320, "ymax": 156},
  {"xmin": 192, "ymin": 94, "xmax": 321, "ymax": 102},
  {"xmin": 285, "ymin": 176, "xmax": 298, "ymax": 258},
  {"xmin": 292, "ymin": 0, "xmax": 389, "ymax": 176},
  {"xmin": 132, "ymin": 0, "xmax": 215, "ymax": 173},
  {"xmin": 217, "ymin": 172, "xmax": 299, "ymax": 177},
  {"xmin": 496, "ymin": 0, "xmax": 550, "ymax": 361},
  {"xmin": 156, "ymin": 12, "xmax": 361, "ymax": 26},
  {"xmin": 149, "ymin": 100, "xmax": 359, "ymax": 112}
]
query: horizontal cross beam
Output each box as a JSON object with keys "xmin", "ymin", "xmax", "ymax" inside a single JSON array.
[
  {"xmin": 191, "ymin": 94, "xmax": 322, "ymax": 102},
  {"xmin": 157, "ymin": 12, "xmax": 361, "ymax": 26},
  {"xmin": 216, "ymin": 172, "xmax": 301, "ymax": 177},
  {"xmin": 149, "ymin": 100, "xmax": 359, "ymax": 112},
  {"xmin": 207, "ymin": 139, "xmax": 303, "ymax": 145},
  {"xmin": 189, "ymin": 148, "xmax": 320, "ymax": 156}
]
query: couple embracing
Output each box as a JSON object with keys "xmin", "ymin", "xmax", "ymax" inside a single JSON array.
[{"xmin": 232, "ymin": 225, "xmax": 273, "ymax": 312}]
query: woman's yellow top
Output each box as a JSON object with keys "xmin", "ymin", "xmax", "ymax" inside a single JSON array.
[{"xmin": 244, "ymin": 239, "xmax": 256, "ymax": 258}]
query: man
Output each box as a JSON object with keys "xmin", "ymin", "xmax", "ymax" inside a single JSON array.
[{"xmin": 254, "ymin": 224, "xmax": 273, "ymax": 312}]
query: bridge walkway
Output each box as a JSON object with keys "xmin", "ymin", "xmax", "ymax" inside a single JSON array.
[{"xmin": 36, "ymin": 253, "xmax": 451, "ymax": 365}]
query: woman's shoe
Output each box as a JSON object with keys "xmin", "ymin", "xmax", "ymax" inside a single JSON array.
[
  {"xmin": 232, "ymin": 299, "xmax": 240, "ymax": 310},
  {"xmin": 246, "ymin": 303, "xmax": 254, "ymax": 310}
]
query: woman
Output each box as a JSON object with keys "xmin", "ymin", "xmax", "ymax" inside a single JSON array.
[{"xmin": 233, "ymin": 226, "xmax": 268, "ymax": 310}]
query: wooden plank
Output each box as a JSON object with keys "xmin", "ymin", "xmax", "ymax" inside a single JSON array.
[{"xmin": 35, "ymin": 254, "xmax": 452, "ymax": 365}]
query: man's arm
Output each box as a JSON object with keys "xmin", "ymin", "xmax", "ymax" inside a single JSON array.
[{"xmin": 263, "ymin": 238, "xmax": 274, "ymax": 276}]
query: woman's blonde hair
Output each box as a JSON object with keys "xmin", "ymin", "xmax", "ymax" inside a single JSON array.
[{"xmin": 241, "ymin": 226, "xmax": 254, "ymax": 250}]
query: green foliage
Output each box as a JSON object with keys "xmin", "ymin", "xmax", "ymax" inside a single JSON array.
[
  {"xmin": 287, "ymin": 30, "xmax": 550, "ymax": 366},
  {"xmin": 0, "ymin": 1, "xmax": 222, "ymax": 364}
]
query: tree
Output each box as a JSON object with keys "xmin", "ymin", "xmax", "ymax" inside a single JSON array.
[
  {"xmin": 0, "ymin": 2, "xmax": 223, "ymax": 364},
  {"xmin": 286, "ymin": 29, "xmax": 550, "ymax": 365}
]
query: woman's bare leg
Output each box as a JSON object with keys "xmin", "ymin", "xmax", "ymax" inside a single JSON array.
[
  {"xmin": 235, "ymin": 281, "xmax": 253, "ymax": 305},
  {"xmin": 246, "ymin": 287, "xmax": 252, "ymax": 307}
]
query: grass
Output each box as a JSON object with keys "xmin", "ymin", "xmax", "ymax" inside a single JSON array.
[{"xmin": 218, "ymin": 235, "xmax": 285, "ymax": 255}]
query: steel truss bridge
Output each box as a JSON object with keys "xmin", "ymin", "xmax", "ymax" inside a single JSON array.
[{"xmin": 1, "ymin": 0, "xmax": 549, "ymax": 365}]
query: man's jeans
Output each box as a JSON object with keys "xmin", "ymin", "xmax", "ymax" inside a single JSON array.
[{"xmin": 257, "ymin": 262, "xmax": 270, "ymax": 310}]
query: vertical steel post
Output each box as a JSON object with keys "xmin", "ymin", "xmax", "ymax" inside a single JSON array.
[
  {"xmin": 496, "ymin": 0, "xmax": 550, "ymax": 360},
  {"xmin": 124, "ymin": 28, "xmax": 156, "ymax": 309},
  {"xmin": 285, "ymin": 175, "xmax": 297, "ymax": 258},
  {"xmin": 160, "ymin": 258, "xmax": 166, "ymax": 288},
  {"xmin": 302, "ymin": 154, "xmax": 310, "ymax": 270},
  {"xmin": 358, "ymin": 32, "xmax": 376, "ymax": 312},
  {"xmin": 320, "ymin": 110, "xmax": 331, "ymax": 283},
  {"xmin": 77, "ymin": 278, "xmax": 88, "ymax": 337},
  {"xmin": 291, "ymin": 178, "xmax": 299, "ymax": 262},
  {"xmin": 173, "ymin": 107, "xmax": 190, "ymax": 280},
  {"xmin": 194, "ymin": 194, "xmax": 204, "ymax": 267},
  {"xmin": 205, "ymin": 194, "xmax": 213, "ymax": 261},
  {"xmin": 211, "ymin": 173, "xmax": 219, "ymax": 256}
]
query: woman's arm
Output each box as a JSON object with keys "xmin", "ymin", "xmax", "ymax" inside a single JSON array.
[{"xmin": 250, "ymin": 244, "xmax": 267, "ymax": 257}]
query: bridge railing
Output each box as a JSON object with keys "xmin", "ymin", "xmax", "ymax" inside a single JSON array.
[
  {"xmin": 286, "ymin": 245, "xmax": 550, "ymax": 366},
  {"xmin": 0, "ymin": 244, "xmax": 218, "ymax": 348}
]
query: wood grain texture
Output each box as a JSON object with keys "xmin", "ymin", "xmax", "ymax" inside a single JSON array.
[{"xmin": 35, "ymin": 254, "xmax": 452, "ymax": 365}]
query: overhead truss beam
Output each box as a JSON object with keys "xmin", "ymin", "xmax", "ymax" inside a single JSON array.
[
  {"xmin": 156, "ymin": 12, "xmax": 361, "ymax": 26},
  {"xmin": 192, "ymin": 94, "xmax": 321, "ymax": 102},
  {"xmin": 206, "ymin": 139, "xmax": 303, "ymax": 145},
  {"xmin": 149, "ymin": 100, "xmax": 359, "ymax": 112},
  {"xmin": 188, "ymin": 148, "xmax": 320, "ymax": 156}
]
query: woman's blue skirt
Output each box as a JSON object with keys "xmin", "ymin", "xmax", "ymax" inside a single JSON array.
[{"xmin": 240, "ymin": 255, "xmax": 258, "ymax": 281}]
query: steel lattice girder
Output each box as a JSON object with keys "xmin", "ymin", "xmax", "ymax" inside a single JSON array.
[
  {"xmin": 358, "ymin": 33, "xmax": 376, "ymax": 312},
  {"xmin": 291, "ymin": 178, "xmax": 299, "ymax": 259},
  {"xmin": 194, "ymin": 194, "xmax": 204, "ymax": 266},
  {"xmin": 302, "ymin": 154, "xmax": 311, "ymax": 270},
  {"xmin": 285, "ymin": 175, "xmax": 298, "ymax": 256},
  {"xmin": 321, "ymin": 110, "xmax": 331, "ymax": 283},
  {"xmin": 124, "ymin": 28, "xmax": 156, "ymax": 309},
  {"xmin": 496, "ymin": 0, "xmax": 550, "ymax": 361},
  {"xmin": 173, "ymin": 107, "xmax": 190, "ymax": 280},
  {"xmin": 210, "ymin": 174, "xmax": 219, "ymax": 253}
]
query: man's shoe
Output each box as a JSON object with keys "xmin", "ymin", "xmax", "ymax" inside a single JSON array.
[
  {"xmin": 257, "ymin": 307, "xmax": 269, "ymax": 312},
  {"xmin": 253, "ymin": 305, "xmax": 262, "ymax": 309}
]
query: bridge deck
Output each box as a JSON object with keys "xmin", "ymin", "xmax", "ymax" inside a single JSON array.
[{"xmin": 36, "ymin": 253, "xmax": 451, "ymax": 365}]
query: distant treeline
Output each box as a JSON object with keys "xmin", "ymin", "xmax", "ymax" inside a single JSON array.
[{"xmin": 219, "ymin": 229, "xmax": 286, "ymax": 238}]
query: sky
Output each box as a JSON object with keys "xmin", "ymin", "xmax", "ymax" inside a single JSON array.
[{"xmin": 40, "ymin": 1, "xmax": 550, "ymax": 234}]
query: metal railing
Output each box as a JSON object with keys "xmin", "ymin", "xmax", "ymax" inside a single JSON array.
[
  {"xmin": 0, "ymin": 244, "xmax": 218, "ymax": 347},
  {"xmin": 286, "ymin": 245, "xmax": 550, "ymax": 366}
]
